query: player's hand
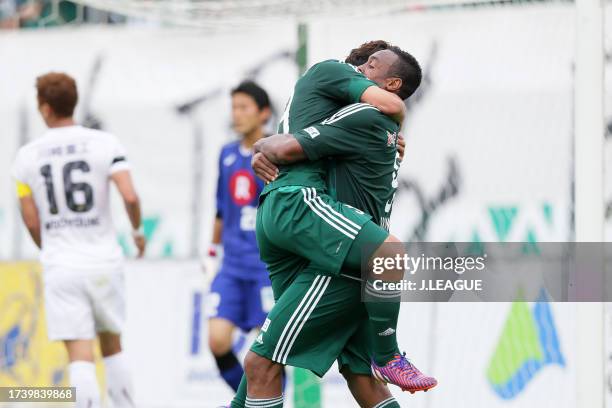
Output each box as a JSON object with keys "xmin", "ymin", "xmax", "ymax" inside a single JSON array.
[
  {"xmin": 132, "ymin": 231, "xmax": 146, "ymax": 258},
  {"xmin": 252, "ymin": 152, "xmax": 278, "ymax": 183},
  {"xmin": 397, "ymin": 133, "xmax": 406, "ymax": 162},
  {"xmin": 201, "ymin": 244, "xmax": 222, "ymax": 286}
]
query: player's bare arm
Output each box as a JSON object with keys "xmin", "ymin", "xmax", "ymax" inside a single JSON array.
[
  {"xmin": 212, "ymin": 217, "xmax": 222, "ymax": 245},
  {"xmin": 111, "ymin": 170, "xmax": 145, "ymax": 257},
  {"xmin": 204, "ymin": 146, "xmax": 224, "ymax": 275},
  {"xmin": 18, "ymin": 194, "xmax": 42, "ymax": 248},
  {"xmin": 251, "ymin": 152, "xmax": 278, "ymax": 183},
  {"xmin": 361, "ymin": 86, "xmax": 406, "ymax": 124},
  {"xmin": 253, "ymin": 130, "xmax": 405, "ymax": 182},
  {"xmin": 253, "ymin": 134, "xmax": 304, "ymax": 164},
  {"xmin": 252, "ymin": 135, "xmax": 302, "ymax": 182}
]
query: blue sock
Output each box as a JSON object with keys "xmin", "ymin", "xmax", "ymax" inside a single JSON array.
[{"xmin": 215, "ymin": 351, "xmax": 244, "ymax": 392}]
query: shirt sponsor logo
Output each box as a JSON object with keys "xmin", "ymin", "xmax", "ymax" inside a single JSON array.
[
  {"xmin": 304, "ymin": 127, "xmax": 320, "ymax": 139},
  {"xmin": 229, "ymin": 170, "xmax": 256, "ymax": 206}
]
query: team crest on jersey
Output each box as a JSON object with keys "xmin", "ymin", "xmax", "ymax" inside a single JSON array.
[
  {"xmin": 229, "ymin": 169, "xmax": 256, "ymax": 205},
  {"xmin": 387, "ymin": 131, "xmax": 398, "ymax": 147}
]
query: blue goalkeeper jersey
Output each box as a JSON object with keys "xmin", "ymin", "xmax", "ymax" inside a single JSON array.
[{"xmin": 216, "ymin": 141, "xmax": 267, "ymax": 279}]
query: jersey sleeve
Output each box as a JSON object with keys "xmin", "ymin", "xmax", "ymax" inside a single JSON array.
[
  {"xmin": 293, "ymin": 106, "xmax": 390, "ymax": 161},
  {"xmin": 11, "ymin": 148, "xmax": 29, "ymax": 185},
  {"xmin": 108, "ymin": 135, "xmax": 130, "ymax": 174},
  {"xmin": 11, "ymin": 149, "xmax": 33, "ymax": 198},
  {"xmin": 16, "ymin": 181, "xmax": 32, "ymax": 198},
  {"xmin": 313, "ymin": 60, "xmax": 376, "ymax": 104}
]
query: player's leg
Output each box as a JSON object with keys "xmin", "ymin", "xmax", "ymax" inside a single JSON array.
[
  {"xmin": 64, "ymin": 340, "xmax": 101, "ymax": 408},
  {"xmin": 263, "ymin": 187, "xmax": 435, "ymax": 392},
  {"xmin": 209, "ymin": 318, "xmax": 243, "ymax": 391},
  {"xmin": 231, "ymin": 202, "xmax": 311, "ymax": 408},
  {"xmin": 89, "ymin": 270, "xmax": 134, "ymax": 407},
  {"xmin": 262, "ymin": 187, "xmax": 403, "ymax": 360},
  {"xmin": 99, "ymin": 332, "xmax": 134, "ymax": 408},
  {"xmin": 283, "ymin": 188, "xmax": 404, "ymax": 369},
  {"xmin": 336, "ymin": 299, "xmax": 399, "ymax": 407},
  {"xmin": 340, "ymin": 369, "xmax": 400, "ymax": 408},
  {"xmin": 44, "ymin": 273, "xmax": 101, "ymax": 408},
  {"xmin": 342, "ymin": 228, "xmax": 403, "ymax": 367},
  {"xmin": 243, "ymin": 351, "xmax": 284, "ymax": 404},
  {"xmin": 338, "ymin": 297, "xmax": 437, "ymax": 395},
  {"xmin": 207, "ymin": 271, "xmax": 247, "ymax": 392},
  {"xmin": 245, "ymin": 278, "xmax": 288, "ymax": 390},
  {"xmin": 239, "ymin": 271, "xmax": 366, "ymax": 407},
  {"xmin": 242, "ymin": 278, "xmax": 286, "ymax": 405}
]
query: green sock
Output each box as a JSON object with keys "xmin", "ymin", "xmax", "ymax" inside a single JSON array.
[
  {"xmin": 231, "ymin": 375, "xmax": 248, "ymax": 408},
  {"xmin": 245, "ymin": 396, "xmax": 283, "ymax": 408},
  {"xmin": 365, "ymin": 300, "xmax": 401, "ymax": 366},
  {"xmin": 373, "ymin": 397, "xmax": 401, "ymax": 408}
]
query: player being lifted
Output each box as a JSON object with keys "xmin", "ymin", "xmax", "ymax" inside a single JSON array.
[
  {"xmin": 231, "ymin": 43, "xmax": 436, "ymax": 408},
  {"xmin": 204, "ymin": 81, "xmax": 274, "ymax": 393},
  {"xmin": 12, "ymin": 73, "xmax": 145, "ymax": 408}
]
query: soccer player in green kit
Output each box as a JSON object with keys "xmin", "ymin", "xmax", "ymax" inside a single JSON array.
[{"xmin": 230, "ymin": 43, "xmax": 436, "ymax": 408}]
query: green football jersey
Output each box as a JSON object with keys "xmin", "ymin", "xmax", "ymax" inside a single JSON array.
[
  {"xmin": 262, "ymin": 59, "xmax": 375, "ymax": 195},
  {"xmin": 293, "ymin": 103, "xmax": 401, "ymax": 230}
]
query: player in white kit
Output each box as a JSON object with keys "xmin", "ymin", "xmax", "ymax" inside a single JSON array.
[{"xmin": 12, "ymin": 72, "xmax": 145, "ymax": 408}]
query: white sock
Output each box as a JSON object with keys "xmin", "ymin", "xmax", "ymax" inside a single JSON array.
[
  {"xmin": 69, "ymin": 361, "xmax": 101, "ymax": 408},
  {"xmin": 104, "ymin": 352, "xmax": 135, "ymax": 407}
]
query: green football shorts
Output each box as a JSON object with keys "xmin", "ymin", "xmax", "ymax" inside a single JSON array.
[
  {"xmin": 256, "ymin": 186, "xmax": 388, "ymax": 296},
  {"xmin": 250, "ymin": 268, "xmax": 373, "ymax": 377}
]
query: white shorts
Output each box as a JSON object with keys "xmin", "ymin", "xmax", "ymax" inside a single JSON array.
[{"xmin": 43, "ymin": 270, "xmax": 125, "ymax": 341}]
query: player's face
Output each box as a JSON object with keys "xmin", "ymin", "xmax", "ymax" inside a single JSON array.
[
  {"xmin": 232, "ymin": 93, "xmax": 264, "ymax": 136},
  {"xmin": 358, "ymin": 50, "xmax": 399, "ymax": 87}
]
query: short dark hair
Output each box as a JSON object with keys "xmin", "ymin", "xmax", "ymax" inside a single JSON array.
[
  {"xmin": 231, "ymin": 81, "xmax": 271, "ymax": 111},
  {"xmin": 345, "ymin": 40, "xmax": 391, "ymax": 66},
  {"xmin": 36, "ymin": 72, "xmax": 78, "ymax": 118},
  {"xmin": 388, "ymin": 46, "xmax": 422, "ymax": 100}
]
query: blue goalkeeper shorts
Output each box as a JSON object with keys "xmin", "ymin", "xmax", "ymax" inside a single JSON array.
[{"xmin": 206, "ymin": 268, "xmax": 273, "ymax": 332}]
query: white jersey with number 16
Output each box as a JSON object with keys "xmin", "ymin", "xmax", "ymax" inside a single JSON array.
[{"xmin": 12, "ymin": 125, "xmax": 129, "ymax": 272}]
